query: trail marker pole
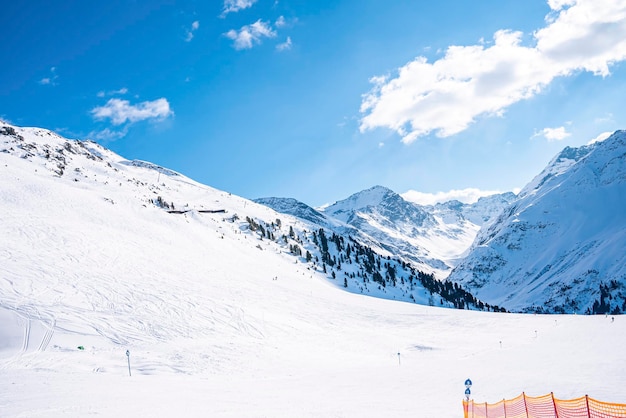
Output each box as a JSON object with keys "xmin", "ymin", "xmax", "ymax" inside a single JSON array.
[
  {"xmin": 397, "ymin": 352, "xmax": 401, "ymax": 366},
  {"xmin": 126, "ymin": 350, "xmax": 131, "ymax": 376},
  {"xmin": 465, "ymin": 379, "xmax": 472, "ymax": 401}
]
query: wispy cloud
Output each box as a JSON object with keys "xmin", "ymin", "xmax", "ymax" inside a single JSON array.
[
  {"xmin": 224, "ymin": 19, "xmax": 276, "ymax": 50},
  {"xmin": 0, "ymin": 115, "xmax": 14, "ymax": 125},
  {"xmin": 276, "ymin": 36, "xmax": 292, "ymax": 51},
  {"xmin": 97, "ymin": 87, "xmax": 128, "ymax": 98},
  {"xmin": 91, "ymin": 98, "xmax": 173, "ymax": 125},
  {"xmin": 39, "ymin": 67, "xmax": 59, "ymax": 86},
  {"xmin": 222, "ymin": 0, "xmax": 257, "ymax": 17},
  {"xmin": 185, "ymin": 20, "xmax": 200, "ymax": 42},
  {"xmin": 360, "ymin": 0, "xmax": 626, "ymax": 143},
  {"xmin": 594, "ymin": 112, "xmax": 614, "ymax": 124},
  {"xmin": 402, "ymin": 188, "xmax": 505, "ymax": 205}
]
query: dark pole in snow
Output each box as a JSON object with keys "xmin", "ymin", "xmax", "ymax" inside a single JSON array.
[{"xmin": 126, "ymin": 350, "xmax": 131, "ymax": 376}]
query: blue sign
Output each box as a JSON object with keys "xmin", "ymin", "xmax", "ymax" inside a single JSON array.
[
  {"xmin": 465, "ymin": 379, "xmax": 472, "ymax": 388},
  {"xmin": 465, "ymin": 388, "xmax": 471, "ymax": 395}
]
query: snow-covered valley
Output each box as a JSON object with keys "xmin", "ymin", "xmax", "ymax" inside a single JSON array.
[{"xmin": 1, "ymin": 124, "xmax": 625, "ymax": 417}]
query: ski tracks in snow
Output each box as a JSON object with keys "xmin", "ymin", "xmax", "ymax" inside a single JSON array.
[{"xmin": 0, "ymin": 307, "xmax": 56, "ymax": 369}]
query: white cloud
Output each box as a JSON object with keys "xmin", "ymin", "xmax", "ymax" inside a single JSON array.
[
  {"xmin": 547, "ymin": 0, "xmax": 576, "ymax": 10},
  {"xmin": 222, "ymin": 0, "xmax": 257, "ymax": 16},
  {"xmin": 97, "ymin": 87, "xmax": 128, "ymax": 98},
  {"xmin": 360, "ymin": 0, "xmax": 626, "ymax": 144},
  {"xmin": 39, "ymin": 67, "xmax": 58, "ymax": 86},
  {"xmin": 225, "ymin": 20, "xmax": 276, "ymax": 50},
  {"xmin": 87, "ymin": 127, "xmax": 129, "ymax": 142},
  {"xmin": 185, "ymin": 20, "xmax": 200, "ymax": 42},
  {"xmin": 402, "ymin": 188, "xmax": 504, "ymax": 205},
  {"xmin": 534, "ymin": 126, "xmax": 571, "ymax": 141},
  {"xmin": 91, "ymin": 98, "xmax": 173, "ymax": 125},
  {"xmin": 588, "ymin": 131, "xmax": 613, "ymax": 144},
  {"xmin": 274, "ymin": 16, "xmax": 298, "ymax": 28},
  {"xmin": 276, "ymin": 36, "xmax": 292, "ymax": 51},
  {"xmin": 275, "ymin": 16, "xmax": 286, "ymax": 27}
]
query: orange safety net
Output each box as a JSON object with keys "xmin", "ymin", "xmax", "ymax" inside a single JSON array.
[{"xmin": 463, "ymin": 392, "xmax": 626, "ymax": 418}]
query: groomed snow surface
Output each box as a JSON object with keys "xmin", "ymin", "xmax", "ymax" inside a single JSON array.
[{"xmin": 1, "ymin": 126, "xmax": 625, "ymax": 417}]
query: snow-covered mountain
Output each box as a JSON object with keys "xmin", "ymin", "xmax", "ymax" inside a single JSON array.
[
  {"xmin": 448, "ymin": 131, "xmax": 626, "ymax": 314},
  {"xmin": 258, "ymin": 186, "xmax": 515, "ymax": 279}
]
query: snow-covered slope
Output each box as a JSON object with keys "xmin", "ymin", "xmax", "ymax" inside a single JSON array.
[{"xmin": 448, "ymin": 131, "xmax": 626, "ymax": 314}]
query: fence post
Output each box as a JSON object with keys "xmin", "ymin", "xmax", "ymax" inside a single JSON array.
[
  {"xmin": 585, "ymin": 395, "xmax": 591, "ymax": 418},
  {"xmin": 503, "ymin": 399, "xmax": 507, "ymax": 418},
  {"xmin": 523, "ymin": 392, "xmax": 529, "ymax": 418},
  {"xmin": 551, "ymin": 392, "xmax": 559, "ymax": 418},
  {"xmin": 485, "ymin": 402, "xmax": 488, "ymax": 418}
]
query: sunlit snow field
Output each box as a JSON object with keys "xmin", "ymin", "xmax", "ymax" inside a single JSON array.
[{"xmin": 1, "ymin": 127, "xmax": 624, "ymax": 417}]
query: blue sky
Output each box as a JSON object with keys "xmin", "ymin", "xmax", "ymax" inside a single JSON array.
[{"xmin": 2, "ymin": 0, "xmax": 625, "ymax": 207}]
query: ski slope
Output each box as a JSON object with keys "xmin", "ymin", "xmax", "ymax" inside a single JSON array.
[{"xmin": 1, "ymin": 124, "xmax": 625, "ymax": 417}]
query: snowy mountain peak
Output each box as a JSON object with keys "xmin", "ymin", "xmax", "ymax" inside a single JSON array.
[
  {"xmin": 322, "ymin": 185, "xmax": 429, "ymax": 226},
  {"xmin": 321, "ymin": 185, "xmax": 398, "ymax": 214}
]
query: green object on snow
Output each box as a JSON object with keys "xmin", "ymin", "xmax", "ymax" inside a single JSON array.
[{"xmin": 77, "ymin": 346, "xmax": 84, "ymax": 350}]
